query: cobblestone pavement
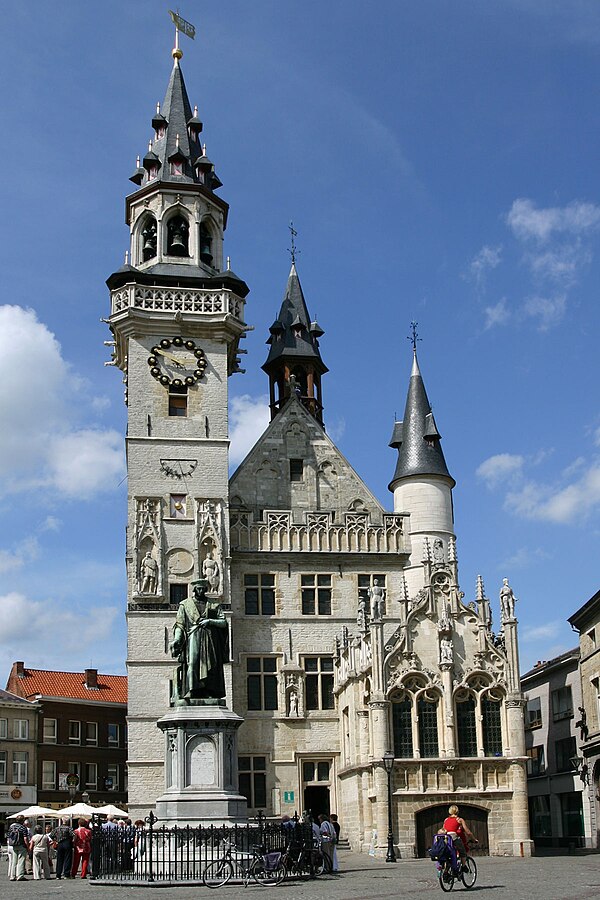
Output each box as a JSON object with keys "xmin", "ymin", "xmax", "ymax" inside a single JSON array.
[{"xmin": 2, "ymin": 852, "xmax": 599, "ymax": 900}]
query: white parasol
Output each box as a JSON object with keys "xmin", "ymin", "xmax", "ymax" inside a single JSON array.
[
  {"xmin": 8, "ymin": 805, "xmax": 60, "ymax": 819},
  {"xmin": 93, "ymin": 803, "xmax": 129, "ymax": 817},
  {"xmin": 53, "ymin": 802, "xmax": 97, "ymax": 817}
]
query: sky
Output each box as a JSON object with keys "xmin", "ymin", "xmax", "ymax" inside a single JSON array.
[{"xmin": 1, "ymin": 0, "xmax": 600, "ymax": 680}]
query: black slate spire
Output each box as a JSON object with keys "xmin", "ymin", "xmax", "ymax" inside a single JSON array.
[
  {"xmin": 263, "ymin": 263, "xmax": 328, "ymax": 425},
  {"xmin": 388, "ymin": 351, "xmax": 454, "ymax": 492}
]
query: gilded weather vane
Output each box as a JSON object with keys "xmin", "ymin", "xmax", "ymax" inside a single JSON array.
[
  {"xmin": 287, "ymin": 221, "xmax": 300, "ymax": 265},
  {"xmin": 408, "ymin": 321, "xmax": 422, "ymax": 352}
]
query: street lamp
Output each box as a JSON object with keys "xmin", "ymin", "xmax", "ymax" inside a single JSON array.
[{"xmin": 382, "ymin": 750, "xmax": 396, "ymax": 863}]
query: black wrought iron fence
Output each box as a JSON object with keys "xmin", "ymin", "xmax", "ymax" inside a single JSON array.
[{"xmin": 90, "ymin": 813, "xmax": 310, "ymax": 883}]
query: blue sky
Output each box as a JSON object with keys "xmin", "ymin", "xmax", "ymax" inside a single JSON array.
[{"xmin": 1, "ymin": 0, "xmax": 600, "ymax": 679}]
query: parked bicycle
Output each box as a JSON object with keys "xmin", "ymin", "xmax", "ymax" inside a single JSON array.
[
  {"xmin": 281, "ymin": 837, "xmax": 331, "ymax": 879},
  {"xmin": 203, "ymin": 839, "xmax": 286, "ymax": 888},
  {"xmin": 429, "ymin": 834, "xmax": 477, "ymax": 892}
]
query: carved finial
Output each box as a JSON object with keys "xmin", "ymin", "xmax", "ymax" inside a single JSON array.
[
  {"xmin": 408, "ymin": 321, "xmax": 422, "ymax": 352},
  {"xmin": 136, "ymin": 155, "xmax": 140, "ymax": 168},
  {"xmin": 156, "ymin": 102, "xmax": 160, "ymax": 114},
  {"xmin": 176, "ymin": 133, "xmax": 180, "ymax": 148},
  {"xmin": 124, "ymin": 250, "xmax": 129, "ymax": 265},
  {"xmin": 194, "ymin": 105, "xmax": 198, "ymax": 117},
  {"xmin": 448, "ymin": 536, "xmax": 457, "ymax": 563},
  {"xmin": 288, "ymin": 221, "xmax": 300, "ymax": 265},
  {"xmin": 202, "ymin": 142, "xmax": 206, "ymax": 156},
  {"xmin": 476, "ymin": 575, "xmax": 485, "ymax": 604},
  {"xmin": 148, "ymin": 139, "xmax": 153, "ymax": 151},
  {"xmin": 226, "ymin": 256, "xmax": 231, "ymax": 270}
]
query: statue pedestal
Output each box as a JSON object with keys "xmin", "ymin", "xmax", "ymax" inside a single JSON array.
[{"xmin": 155, "ymin": 706, "xmax": 248, "ymax": 826}]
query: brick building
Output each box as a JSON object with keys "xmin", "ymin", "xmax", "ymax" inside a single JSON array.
[
  {"xmin": 0, "ymin": 688, "xmax": 40, "ymax": 840},
  {"xmin": 6, "ymin": 662, "xmax": 127, "ymax": 811}
]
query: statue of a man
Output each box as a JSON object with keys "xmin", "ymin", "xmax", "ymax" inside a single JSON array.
[
  {"xmin": 202, "ymin": 549, "xmax": 221, "ymax": 593},
  {"xmin": 140, "ymin": 551, "xmax": 158, "ymax": 594},
  {"xmin": 499, "ymin": 578, "xmax": 517, "ymax": 621},
  {"xmin": 368, "ymin": 579, "xmax": 385, "ymax": 620},
  {"xmin": 440, "ymin": 638, "xmax": 453, "ymax": 664},
  {"xmin": 170, "ymin": 579, "xmax": 229, "ymax": 703}
]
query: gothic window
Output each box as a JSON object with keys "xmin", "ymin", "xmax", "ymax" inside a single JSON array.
[
  {"xmin": 238, "ymin": 756, "xmax": 266, "ymax": 809},
  {"xmin": 418, "ymin": 697, "xmax": 439, "ymax": 758},
  {"xmin": 304, "ymin": 657, "xmax": 335, "ymax": 710},
  {"xmin": 244, "ymin": 574, "xmax": 275, "ymax": 615},
  {"xmin": 456, "ymin": 696, "xmax": 477, "ymax": 757},
  {"xmin": 166, "ymin": 214, "xmax": 189, "ymax": 256},
  {"xmin": 140, "ymin": 215, "xmax": 157, "ymax": 262},
  {"xmin": 482, "ymin": 697, "xmax": 503, "ymax": 756},
  {"xmin": 200, "ymin": 221, "xmax": 214, "ymax": 265},
  {"xmin": 168, "ymin": 384, "xmax": 188, "ymax": 417},
  {"xmin": 247, "ymin": 658, "xmax": 278, "ymax": 711},
  {"xmin": 392, "ymin": 697, "xmax": 413, "ymax": 758},
  {"xmin": 301, "ymin": 574, "xmax": 331, "ymax": 615}
]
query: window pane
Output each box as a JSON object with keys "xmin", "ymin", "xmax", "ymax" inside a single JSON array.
[
  {"xmin": 261, "ymin": 575, "xmax": 275, "ymax": 587},
  {"xmin": 238, "ymin": 757, "xmax": 250, "ymax": 771},
  {"xmin": 483, "ymin": 699, "xmax": 503, "ymax": 756},
  {"xmin": 456, "ymin": 698, "xmax": 477, "ymax": 757},
  {"xmin": 418, "ymin": 699, "xmax": 439, "ymax": 758},
  {"xmin": 253, "ymin": 757, "xmax": 266, "ymax": 771},
  {"xmin": 239, "ymin": 772, "xmax": 251, "ymax": 803},
  {"xmin": 321, "ymin": 674, "xmax": 335, "ymax": 710},
  {"xmin": 317, "ymin": 575, "xmax": 331, "ymax": 587},
  {"xmin": 306, "ymin": 675, "xmax": 319, "ymax": 710},
  {"xmin": 108, "ymin": 724, "xmax": 119, "ymax": 744},
  {"xmin": 264, "ymin": 675, "xmax": 278, "ymax": 710},
  {"xmin": 43, "ymin": 718, "xmax": 57, "ymax": 743},
  {"xmin": 301, "ymin": 575, "xmax": 314, "ymax": 587},
  {"xmin": 303, "ymin": 762, "xmax": 315, "ymax": 782},
  {"xmin": 253, "ymin": 772, "xmax": 267, "ymax": 808},
  {"xmin": 526, "ymin": 697, "xmax": 542, "ymax": 728},
  {"xmin": 245, "ymin": 575, "xmax": 259, "ymax": 587},
  {"xmin": 247, "ymin": 658, "xmax": 261, "ymax": 672},
  {"xmin": 0, "ymin": 719, "xmax": 6, "ymax": 739},
  {"xmin": 245, "ymin": 588, "xmax": 259, "ymax": 615},
  {"xmin": 261, "ymin": 588, "xmax": 275, "ymax": 615},
  {"xmin": 317, "ymin": 761, "xmax": 330, "ymax": 781},
  {"xmin": 302, "ymin": 590, "xmax": 315, "ymax": 615},
  {"xmin": 321, "ymin": 658, "xmax": 334, "ymax": 672},
  {"xmin": 247, "ymin": 675, "xmax": 261, "ymax": 710},
  {"xmin": 263, "ymin": 658, "xmax": 277, "ymax": 673},
  {"xmin": 318, "ymin": 589, "xmax": 331, "ymax": 615},
  {"xmin": 393, "ymin": 699, "xmax": 413, "ymax": 758}
]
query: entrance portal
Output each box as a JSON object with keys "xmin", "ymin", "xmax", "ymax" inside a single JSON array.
[
  {"xmin": 303, "ymin": 785, "xmax": 330, "ymax": 818},
  {"xmin": 415, "ymin": 804, "xmax": 489, "ymax": 858}
]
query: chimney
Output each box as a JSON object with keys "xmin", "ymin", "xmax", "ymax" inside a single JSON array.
[
  {"xmin": 85, "ymin": 668, "xmax": 98, "ymax": 690},
  {"xmin": 16, "ymin": 661, "xmax": 25, "ymax": 678}
]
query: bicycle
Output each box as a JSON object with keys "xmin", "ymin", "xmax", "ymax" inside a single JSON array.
[
  {"xmin": 203, "ymin": 840, "xmax": 286, "ymax": 888},
  {"xmin": 281, "ymin": 839, "xmax": 330, "ymax": 879},
  {"xmin": 436, "ymin": 840, "xmax": 477, "ymax": 892}
]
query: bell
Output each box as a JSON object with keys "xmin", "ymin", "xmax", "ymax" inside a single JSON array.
[
  {"xmin": 170, "ymin": 230, "xmax": 185, "ymax": 251},
  {"xmin": 200, "ymin": 241, "xmax": 213, "ymax": 265}
]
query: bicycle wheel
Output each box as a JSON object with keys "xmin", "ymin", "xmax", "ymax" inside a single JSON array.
[
  {"xmin": 460, "ymin": 856, "xmax": 477, "ymax": 889},
  {"xmin": 203, "ymin": 858, "xmax": 234, "ymax": 888},
  {"xmin": 320, "ymin": 850, "xmax": 333, "ymax": 874},
  {"xmin": 438, "ymin": 862, "xmax": 455, "ymax": 892},
  {"xmin": 251, "ymin": 857, "xmax": 286, "ymax": 886}
]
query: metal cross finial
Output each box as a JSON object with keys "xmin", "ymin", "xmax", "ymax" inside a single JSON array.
[
  {"xmin": 287, "ymin": 221, "xmax": 300, "ymax": 264},
  {"xmin": 408, "ymin": 321, "xmax": 421, "ymax": 351}
]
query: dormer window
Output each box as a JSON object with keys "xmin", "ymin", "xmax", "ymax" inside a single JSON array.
[
  {"xmin": 167, "ymin": 215, "xmax": 189, "ymax": 257},
  {"xmin": 171, "ymin": 159, "xmax": 183, "ymax": 176}
]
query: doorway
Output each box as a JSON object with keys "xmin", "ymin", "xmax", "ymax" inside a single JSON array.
[
  {"xmin": 416, "ymin": 804, "xmax": 489, "ymax": 857},
  {"xmin": 304, "ymin": 785, "xmax": 330, "ymax": 818}
]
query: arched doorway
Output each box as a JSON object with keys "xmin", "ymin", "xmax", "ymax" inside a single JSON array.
[{"xmin": 415, "ymin": 804, "xmax": 489, "ymax": 857}]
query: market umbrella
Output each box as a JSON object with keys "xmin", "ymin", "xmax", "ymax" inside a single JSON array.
[
  {"xmin": 53, "ymin": 802, "xmax": 97, "ymax": 817},
  {"xmin": 93, "ymin": 804, "xmax": 129, "ymax": 817},
  {"xmin": 8, "ymin": 805, "xmax": 60, "ymax": 819}
]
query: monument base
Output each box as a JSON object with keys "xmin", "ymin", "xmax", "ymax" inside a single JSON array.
[{"xmin": 155, "ymin": 705, "xmax": 248, "ymax": 826}]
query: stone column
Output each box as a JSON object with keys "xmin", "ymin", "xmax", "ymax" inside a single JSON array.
[{"xmin": 440, "ymin": 663, "xmax": 456, "ymax": 757}]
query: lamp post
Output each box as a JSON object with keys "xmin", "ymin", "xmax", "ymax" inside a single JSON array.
[{"xmin": 382, "ymin": 750, "xmax": 396, "ymax": 862}]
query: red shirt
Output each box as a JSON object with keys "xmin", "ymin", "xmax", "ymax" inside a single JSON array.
[{"xmin": 443, "ymin": 816, "xmax": 466, "ymax": 845}]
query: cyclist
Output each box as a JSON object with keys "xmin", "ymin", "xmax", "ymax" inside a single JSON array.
[{"xmin": 442, "ymin": 805, "xmax": 478, "ymax": 868}]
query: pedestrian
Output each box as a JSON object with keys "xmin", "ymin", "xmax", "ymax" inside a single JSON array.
[
  {"xmin": 50, "ymin": 816, "xmax": 74, "ymax": 879},
  {"xmin": 319, "ymin": 813, "xmax": 339, "ymax": 872},
  {"xmin": 330, "ymin": 813, "xmax": 341, "ymax": 842},
  {"xmin": 133, "ymin": 820, "xmax": 146, "ymax": 875},
  {"xmin": 45, "ymin": 824, "xmax": 56, "ymax": 872},
  {"xmin": 29, "ymin": 825, "xmax": 51, "ymax": 880},
  {"xmin": 23, "ymin": 819, "xmax": 33, "ymax": 875},
  {"xmin": 71, "ymin": 818, "xmax": 92, "ymax": 878},
  {"xmin": 7, "ymin": 815, "xmax": 29, "ymax": 881}
]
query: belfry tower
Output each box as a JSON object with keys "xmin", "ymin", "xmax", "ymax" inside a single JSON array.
[{"xmin": 105, "ymin": 42, "xmax": 249, "ymax": 820}]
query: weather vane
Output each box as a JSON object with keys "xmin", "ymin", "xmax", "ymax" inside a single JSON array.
[
  {"xmin": 407, "ymin": 321, "xmax": 421, "ymax": 351},
  {"xmin": 169, "ymin": 9, "xmax": 196, "ymax": 59},
  {"xmin": 287, "ymin": 221, "xmax": 300, "ymax": 265}
]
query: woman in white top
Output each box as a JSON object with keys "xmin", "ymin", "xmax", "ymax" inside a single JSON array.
[{"xmin": 29, "ymin": 826, "xmax": 51, "ymax": 880}]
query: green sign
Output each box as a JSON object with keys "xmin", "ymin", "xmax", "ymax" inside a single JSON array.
[{"xmin": 283, "ymin": 791, "xmax": 294, "ymax": 803}]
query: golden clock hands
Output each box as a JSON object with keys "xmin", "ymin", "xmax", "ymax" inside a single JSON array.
[{"xmin": 154, "ymin": 348, "xmax": 182, "ymax": 365}]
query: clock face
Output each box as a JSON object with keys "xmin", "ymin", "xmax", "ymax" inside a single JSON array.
[{"xmin": 147, "ymin": 337, "xmax": 207, "ymax": 387}]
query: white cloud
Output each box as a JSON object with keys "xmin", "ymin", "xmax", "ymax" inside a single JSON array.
[
  {"xmin": 526, "ymin": 244, "xmax": 587, "ymax": 284},
  {"xmin": 91, "ymin": 395, "xmax": 111, "ymax": 412},
  {"xmin": 522, "ymin": 294, "xmax": 567, "ymax": 330},
  {"xmin": 0, "ymin": 305, "xmax": 125, "ymax": 500},
  {"xmin": 521, "ymin": 621, "xmax": 561, "ymax": 642},
  {"xmin": 507, "ymin": 198, "xmax": 600, "ymax": 243},
  {"xmin": 468, "ymin": 245, "xmax": 502, "ymax": 291},
  {"xmin": 476, "ymin": 453, "xmax": 524, "ymax": 488},
  {"xmin": 0, "ymin": 537, "xmax": 39, "ymax": 574},
  {"xmin": 504, "ymin": 461, "xmax": 600, "ymax": 524},
  {"xmin": 498, "ymin": 546, "xmax": 549, "ymax": 570},
  {"xmin": 40, "ymin": 515, "xmax": 62, "ymax": 532},
  {"xmin": 483, "ymin": 298, "xmax": 510, "ymax": 329},
  {"xmin": 229, "ymin": 394, "xmax": 270, "ymax": 467},
  {"xmin": 0, "ymin": 591, "xmax": 121, "ymax": 677}
]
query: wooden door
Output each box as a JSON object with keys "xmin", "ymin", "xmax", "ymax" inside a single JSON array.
[{"xmin": 416, "ymin": 804, "xmax": 489, "ymax": 857}]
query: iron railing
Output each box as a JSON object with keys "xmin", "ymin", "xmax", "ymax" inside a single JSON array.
[{"xmin": 90, "ymin": 813, "xmax": 311, "ymax": 884}]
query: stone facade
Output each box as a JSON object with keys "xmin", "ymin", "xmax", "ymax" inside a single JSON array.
[{"xmin": 107, "ymin": 50, "xmax": 531, "ymax": 856}]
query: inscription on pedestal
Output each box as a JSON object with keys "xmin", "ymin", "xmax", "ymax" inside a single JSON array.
[{"xmin": 188, "ymin": 736, "xmax": 215, "ymax": 787}]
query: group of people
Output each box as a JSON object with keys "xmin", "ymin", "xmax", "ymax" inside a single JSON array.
[
  {"xmin": 7, "ymin": 814, "xmax": 92, "ymax": 881},
  {"xmin": 282, "ymin": 811, "xmax": 341, "ymax": 873}
]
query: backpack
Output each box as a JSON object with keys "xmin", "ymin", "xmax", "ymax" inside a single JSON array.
[
  {"xmin": 8, "ymin": 826, "xmax": 24, "ymax": 847},
  {"xmin": 428, "ymin": 833, "xmax": 451, "ymax": 862}
]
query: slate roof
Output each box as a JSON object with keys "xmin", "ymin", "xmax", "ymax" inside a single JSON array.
[
  {"xmin": 262, "ymin": 263, "xmax": 327, "ymax": 372},
  {"xmin": 131, "ymin": 58, "xmax": 221, "ymax": 192},
  {"xmin": 388, "ymin": 351, "xmax": 454, "ymax": 491},
  {"xmin": 8, "ymin": 668, "xmax": 127, "ymax": 704},
  {"xmin": 0, "ymin": 688, "xmax": 37, "ymax": 706}
]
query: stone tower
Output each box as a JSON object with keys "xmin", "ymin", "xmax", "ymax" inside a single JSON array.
[{"xmin": 105, "ymin": 45, "xmax": 249, "ymax": 820}]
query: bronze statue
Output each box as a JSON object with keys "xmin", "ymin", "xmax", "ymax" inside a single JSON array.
[{"xmin": 170, "ymin": 579, "xmax": 229, "ymax": 704}]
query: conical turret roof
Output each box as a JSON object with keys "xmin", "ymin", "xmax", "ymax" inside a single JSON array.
[
  {"xmin": 262, "ymin": 263, "xmax": 328, "ymax": 372},
  {"xmin": 388, "ymin": 351, "xmax": 454, "ymax": 491}
]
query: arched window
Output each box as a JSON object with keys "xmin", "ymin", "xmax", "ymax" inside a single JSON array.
[
  {"xmin": 140, "ymin": 216, "xmax": 157, "ymax": 262},
  {"xmin": 418, "ymin": 695, "xmax": 439, "ymax": 758},
  {"xmin": 392, "ymin": 697, "xmax": 413, "ymax": 758},
  {"xmin": 200, "ymin": 221, "xmax": 213, "ymax": 265},
  {"xmin": 456, "ymin": 694, "xmax": 477, "ymax": 757},
  {"xmin": 482, "ymin": 695, "xmax": 503, "ymax": 756},
  {"xmin": 166, "ymin": 214, "xmax": 189, "ymax": 257}
]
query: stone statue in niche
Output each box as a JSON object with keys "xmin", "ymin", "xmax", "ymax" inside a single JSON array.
[
  {"xmin": 202, "ymin": 546, "xmax": 221, "ymax": 594},
  {"xmin": 433, "ymin": 538, "xmax": 445, "ymax": 566},
  {"xmin": 438, "ymin": 600, "xmax": 452, "ymax": 634},
  {"xmin": 368, "ymin": 579, "xmax": 385, "ymax": 620},
  {"xmin": 499, "ymin": 578, "xmax": 517, "ymax": 622},
  {"xmin": 170, "ymin": 578, "xmax": 229, "ymax": 704},
  {"xmin": 140, "ymin": 550, "xmax": 158, "ymax": 594},
  {"xmin": 287, "ymin": 689, "xmax": 299, "ymax": 717},
  {"xmin": 357, "ymin": 592, "xmax": 369, "ymax": 632},
  {"xmin": 440, "ymin": 638, "xmax": 453, "ymax": 664}
]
